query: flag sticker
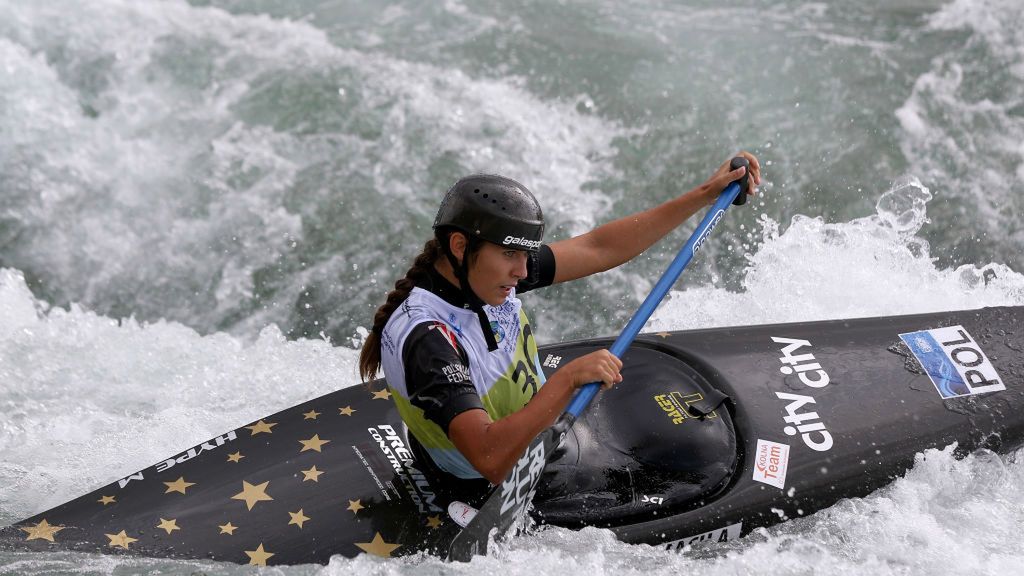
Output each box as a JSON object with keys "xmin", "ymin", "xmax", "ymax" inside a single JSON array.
[{"xmin": 899, "ymin": 325, "xmax": 1005, "ymax": 399}]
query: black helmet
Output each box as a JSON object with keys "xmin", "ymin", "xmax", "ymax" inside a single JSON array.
[{"xmin": 433, "ymin": 174, "xmax": 544, "ymax": 252}]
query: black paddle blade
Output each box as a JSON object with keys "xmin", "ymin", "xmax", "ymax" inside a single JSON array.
[{"xmin": 447, "ymin": 415, "xmax": 574, "ymax": 562}]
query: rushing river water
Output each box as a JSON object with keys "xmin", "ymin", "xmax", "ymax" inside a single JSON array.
[{"xmin": 2, "ymin": 0, "xmax": 1023, "ymax": 573}]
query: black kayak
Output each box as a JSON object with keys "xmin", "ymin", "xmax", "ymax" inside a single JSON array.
[{"xmin": 3, "ymin": 306, "xmax": 1022, "ymax": 565}]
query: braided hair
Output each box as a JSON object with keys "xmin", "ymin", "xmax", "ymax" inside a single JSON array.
[{"xmin": 358, "ymin": 230, "xmax": 480, "ymax": 381}]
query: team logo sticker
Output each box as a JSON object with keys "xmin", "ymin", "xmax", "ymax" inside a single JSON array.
[
  {"xmin": 899, "ymin": 325, "xmax": 1005, "ymax": 399},
  {"xmin": 752, "ymin": 439, "xmax": 789, "ymax": 489}
]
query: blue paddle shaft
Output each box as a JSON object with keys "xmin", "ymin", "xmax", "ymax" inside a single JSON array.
[{"xmin": 565, "ymin": 181, "xmax": 743, "ymax": 417}]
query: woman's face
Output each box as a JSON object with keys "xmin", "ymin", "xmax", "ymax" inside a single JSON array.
[{"xmin": 467, "ymin": 241, "xmax": 530, "ymax": 306}]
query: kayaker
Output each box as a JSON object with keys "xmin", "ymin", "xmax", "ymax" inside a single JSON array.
[{"xmin": 358, "ymin": 153, "xmax": 760, "ymax": 501}]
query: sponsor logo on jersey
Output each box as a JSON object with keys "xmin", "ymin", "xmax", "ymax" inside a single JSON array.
[
  {"xmin": 368, "ymin": 425, "xmax": 443, "ymax": 514},
  {"xmin": 502, "ymin": 235, "xmax": 542, "ymax": 249},
  {"xmin": 653, "ymin": 391, "xmax": 718, "ymax": 425},
  {"xmin": 489, "ymin": 320, "xmax": 506, "ymax": 344},
  {"xmin": 752, "ymin": 439, "xmax": 790, "ymax": 489},
  {"xmin": 488, "ymin": 299, "xmax": 520, "ymax": 353},
  {"xmin": 772, "ymin": 336, "xmax": 835, "ymax": 452},
  {"xmin": 380, "ymin": 326, "xmax": 397, "ymax": 355},
  {"xmin": 899, "ymin": 325, "xmax": 1005, "ymax": 399},
  {"xmin": 446, "ymin": 313, "xmax": 464, "ymax": 336},
  {"xmin": 542, "ymin": 354, "xmax": 562, "ymax": 368},
  {"xmin": 664, "ymin": 522, "xmax": 743, "ymax": 551}
]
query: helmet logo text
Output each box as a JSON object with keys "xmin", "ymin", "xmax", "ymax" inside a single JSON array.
[{"xmin": 502, "ymin": 235, "xmax": 542, "ymax": 249}]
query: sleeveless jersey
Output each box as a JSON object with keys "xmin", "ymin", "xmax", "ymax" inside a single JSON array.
[{"xmin": 380, "ymin": 287, "xmax": 546, "ymax": 479}]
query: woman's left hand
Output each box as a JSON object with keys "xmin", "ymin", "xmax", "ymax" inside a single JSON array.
[{"xmin": 697, "ymin": 151, "xmax": 762, "ymax": 205}]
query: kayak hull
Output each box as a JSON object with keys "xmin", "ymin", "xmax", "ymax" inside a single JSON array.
[{"xmin": 3, "ymin": 306, "xmax": 1022, "ymax": 563}]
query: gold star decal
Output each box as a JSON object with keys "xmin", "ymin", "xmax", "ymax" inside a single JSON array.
[
  {"xmin": 346, "ymin": 499, "xmax": 364, "ymax": 514},
  {"xmin": 301, "ymin": 465, "xmax": 324, "ymax": 482},
  {"xmin": 244, "ymin": 543, "xmax": 274, "ymax": 566},
  {"xmin": 105, "ymin": 530, "xmax": 138, "ymax": 549},
  {"xmin": 227, "ymin": 451, "xmax": 244, "ymax": 463},
  {"xmin": 288, "ymin": 509, "xmax": 310, "ymax": 529},
  {"xmin": 355, "ymin": 532, "xmax": 400, "ymax": 557},
  {"xmin": 97, "ymin": 495, "xmax": 116, "ymax": 505},
  {"xmin": 426, "ymin": 515, "xmax": 442, "ymax": 529},
  {"xmin": 20, "ymin": 519, "xmax": 64, "ymax": 542},
  {"xmin": 163, "ymin": 476, "xmax": 195, "ymax": 495},
  {"xmin": 156, "ymin": 518, "xmax": 180, "ymax": 535},
  {"xmin": 656, "ymin": 331, "xmax": 671, "ymax": 338},
  {"xmin": 370, "ymin": 388, "xmax": 392, "ymax": 400},
  {"xmin": 218, "ymin": 522, "xmax": 237, "ymax": 535},
  {"xmin": 338, "ymin": 405, "xmax": 356, "ymax": 416},
  {"xmin": 303, "ymin": 409, "xmax": 321, "ymax": 420},
  {"xmin": 299, "ymin": 434, "xmax": 330, "ymax": 453},
  {"xmin": 232, "ymin": 480, "xmax": 273, "ymax": 511},
  {"xmin": 246, "ymin": 420, "xmax": 276, "ymax": 435}
]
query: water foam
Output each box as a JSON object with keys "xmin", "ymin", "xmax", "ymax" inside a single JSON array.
[
  {"xmin": 647, "ymin": 177, "xmax": 1024, "ymax": 333},
  {"xmin": 0, "ymin": 0, "xmax": 625, "ymax": 342},
  {"xmin": 4, "ymin": 0, "xmax": 1024, "ymax": 573},
  {"xmin": 3, "ymin": 179, "xmax": 1022, "ymax": 572},
  {"xmin": 0, "ymin": 268, "xmax": 361, "ymax": 524},
  {"xmin": 311, "ymin": 448, "xmax": 1024, "ymax": 576},
  {"xmin": 895, "ymin": 0, "xmax": 1024, "ymax": 269}
]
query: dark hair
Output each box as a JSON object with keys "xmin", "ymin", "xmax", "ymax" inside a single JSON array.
[{"xmin": 358, "ymin": 231, "xmax": 481, "ymax": 381}]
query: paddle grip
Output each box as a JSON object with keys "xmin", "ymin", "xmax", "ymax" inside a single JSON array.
[
  {"xmin": 565, "ymin": 178, "xmax": 743, "ymax": 417},
  {"xmin": 731, "ymin": 156, "xmax": 750, "ymax": 206}
]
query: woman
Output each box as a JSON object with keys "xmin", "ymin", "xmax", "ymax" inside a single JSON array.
[{"xmin": 359, "ymin": 154, "xmax": 760, "ymax": 502}]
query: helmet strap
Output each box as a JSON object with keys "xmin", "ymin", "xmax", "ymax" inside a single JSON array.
[{"xmin": 443, "ymin": 235, "xmax": 499, "ymax": 352}]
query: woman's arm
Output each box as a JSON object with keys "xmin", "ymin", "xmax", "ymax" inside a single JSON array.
[
  {"xmin": 447, "ymin": 350, "xmax": 622, "ymax": 484},
  {"xmin": 549, "ymin": 152, "xmax": 761, "ymax": 284}
]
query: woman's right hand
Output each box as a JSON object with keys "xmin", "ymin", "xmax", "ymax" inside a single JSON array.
[
  {"xmin": 696, "ymin": 151, "xmax": 762, "ymax": 205},
  {"xmin": 449, "ymin": 348, "xmax": 624, "ymax": 484},
  {"xmin": 559, "ymin": 350, "xmax": 623, "ymax": 390}
]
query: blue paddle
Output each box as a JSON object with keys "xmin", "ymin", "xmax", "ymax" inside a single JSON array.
[{"xmin": 447, "ymin": 157, "xmax": 751, "ymax": 561}]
